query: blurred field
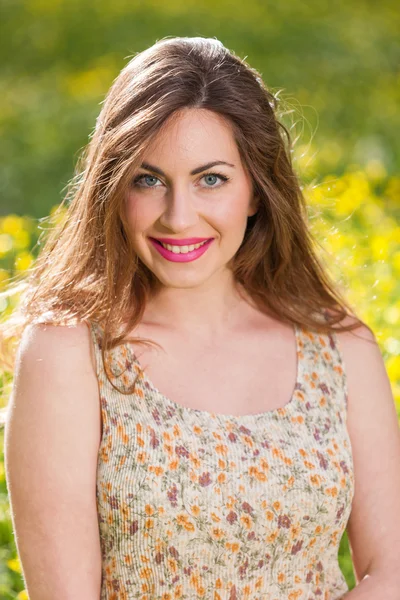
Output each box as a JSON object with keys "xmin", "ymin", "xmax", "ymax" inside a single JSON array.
[
  {"xmin": 1, "ymin": 0, "xmax": 399, "ymax": 217},
  {"xmin": 1, "ymin": 0, "xmax": 399, "ymax": 596}
]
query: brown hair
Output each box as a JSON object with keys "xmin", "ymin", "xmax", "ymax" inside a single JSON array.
[{"xmin": 0, "ymin": 35, "xmax": 368, "ymax": 424}]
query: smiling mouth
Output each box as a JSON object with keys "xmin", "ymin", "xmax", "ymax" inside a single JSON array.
[
  {"xmin": 151, "ymin": 238, "xmax": 212, "ymax": 248},
  {"xmin": 149, "ymin": 236, "xmax": 214, "ymax": 259}
]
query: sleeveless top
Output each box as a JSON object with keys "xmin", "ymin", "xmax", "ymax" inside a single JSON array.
[{"xmin": 88, "ymin": 318, "xmax": 355, "ymax": 600}]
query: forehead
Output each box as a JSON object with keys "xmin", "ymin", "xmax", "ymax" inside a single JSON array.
[{"xmin": 144, "ymin": 108, "xmax": 239, "ymax": 165}]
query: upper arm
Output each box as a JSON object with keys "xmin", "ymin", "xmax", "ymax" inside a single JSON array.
[
  {"xmin": 4, "ymin": 321, "xmax": 102, "ymax": 600},
  {"xmin": 337, "ymin": 317, "xmax": 400, "ymax": 586}
]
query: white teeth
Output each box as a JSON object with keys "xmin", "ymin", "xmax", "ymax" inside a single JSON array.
[{"xmin": 159, "ymin": 240, "xmax": 209, "ymax": 253}]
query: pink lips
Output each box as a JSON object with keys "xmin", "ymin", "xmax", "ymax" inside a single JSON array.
[
  {"xmin": 151, "ymin": 237, "xmax": 212, "ymax": 246},
  {"xmin": 149, "ymin": 237, "xmax": 214, "ymax": 263}
]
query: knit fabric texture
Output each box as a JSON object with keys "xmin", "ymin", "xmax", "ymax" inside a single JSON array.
[{"xmin": 89, "ymin": 319, "xmax": 354, "ymax": 600}]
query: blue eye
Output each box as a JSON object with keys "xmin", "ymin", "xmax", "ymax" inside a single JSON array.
[
  {"xmin": 132, "ymin": 172, "xmax": 230, "ymax": 189},
  {"xmin": 132, "ymin": 174, "xmax": 162, "ymax": 188},
  {"xmin": 202, "ymin": 173, "xmax": 229, "ymax": 187}
]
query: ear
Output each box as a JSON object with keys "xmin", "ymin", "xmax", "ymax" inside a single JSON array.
[{"xmin": 247, "ymin": 194, "xmax": 259, "ymax": 217}]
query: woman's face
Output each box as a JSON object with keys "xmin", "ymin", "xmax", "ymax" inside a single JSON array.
[{"xmin": 124, "ymin": 107, "xmax": 258, "ymax": 289}]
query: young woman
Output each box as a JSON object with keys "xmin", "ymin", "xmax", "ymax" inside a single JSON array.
[{"xmin": 2, "ymin": 36, "xmax": 400, "ymax": 600}]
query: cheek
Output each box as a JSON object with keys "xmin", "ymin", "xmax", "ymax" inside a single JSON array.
[
  {"xmin": 213, "ymin": 181, "xmax": 253, "ymax": 221},
  {"xmin": 124, "ymin": 194, "xmax": 156, "ymax": 233},
  {"xmin": 213, "ymin": 197, "xmax": 251, "ymax": 231}
]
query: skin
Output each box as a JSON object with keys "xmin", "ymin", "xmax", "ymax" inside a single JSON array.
[{"xmin": 124, "ymin": 107, "xmax": 259, "ymax": 341}]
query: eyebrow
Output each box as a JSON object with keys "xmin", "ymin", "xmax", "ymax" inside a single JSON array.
[{"xmin": 139, "ymin": 161, "xmax": 235, "ymax": 176}]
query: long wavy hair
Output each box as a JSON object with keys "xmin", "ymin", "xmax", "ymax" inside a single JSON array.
[{"xmin": 0, "ymin": 35, "xmax": 368, "ymax": 424}]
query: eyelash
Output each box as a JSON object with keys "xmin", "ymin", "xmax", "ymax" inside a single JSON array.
[{"xmin": 132, "ymin": 171, "xmax": 230, "ymax": 190}]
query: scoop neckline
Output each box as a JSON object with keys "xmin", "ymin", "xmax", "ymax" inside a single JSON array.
[{"xmin": 113, "ymin": 321, "xmax": 303, "ymax": 422}]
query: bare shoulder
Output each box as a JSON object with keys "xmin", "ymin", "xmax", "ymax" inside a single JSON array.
[
  {"xmin": 332, "ymin": 313, "xmax": 386, "ymax": 406},
  {"xmin": 19, "ymin": 320, "xmax": 97, "ymax": 373},
  {"xmin": 333, "ymin": 313, "xmax": 376, "ymax": 347},
  {"xmin": 8, "ymin": 320, "xmax": 101, "ymax": 447},
  {"xmin": 336, "ymin": 316, "xmax": 385, "ymax": 396}
]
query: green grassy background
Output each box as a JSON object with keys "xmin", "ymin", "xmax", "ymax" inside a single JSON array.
[{"xmin": 1, "ymin": 0, "xmax": 399, "ymax": 597}]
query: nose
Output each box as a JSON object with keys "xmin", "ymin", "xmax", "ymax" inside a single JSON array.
[{"xmin": 158, "ymin": 186, "xmax": 199, "ymax": 231}]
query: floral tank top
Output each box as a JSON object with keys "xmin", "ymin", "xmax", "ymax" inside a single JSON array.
[{"xmin": 88, "ymin": 318, "xmax": 354, "ymax": 600}]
